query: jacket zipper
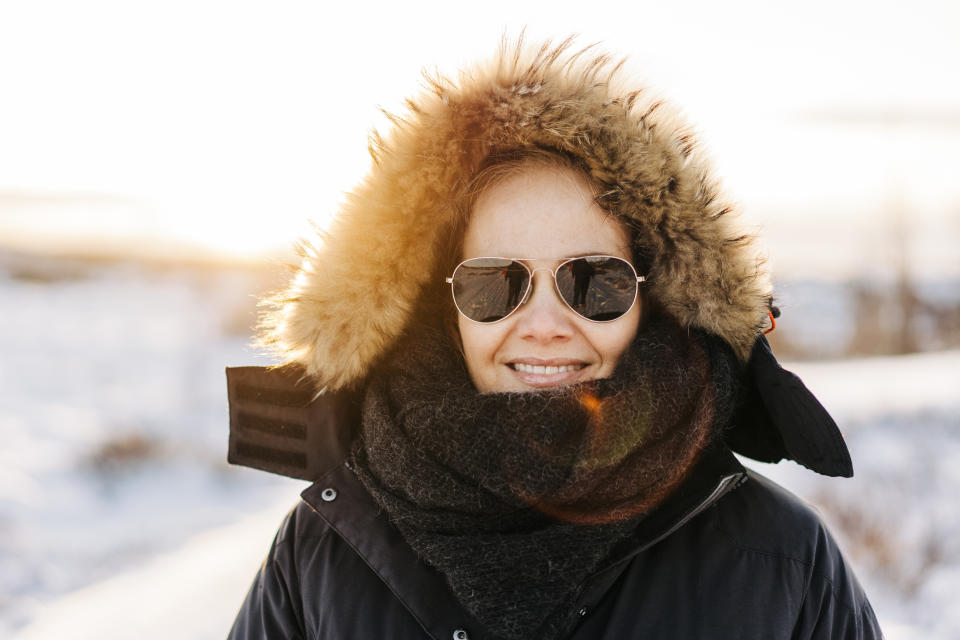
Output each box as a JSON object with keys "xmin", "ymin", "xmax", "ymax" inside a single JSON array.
[{"xmin": 649, "ymin": 472, "xmax": 747, "ymax": 548}]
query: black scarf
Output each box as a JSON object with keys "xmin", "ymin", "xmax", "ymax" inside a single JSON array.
[{"xmin": 350, "ymin": 314, "xmax": 739, "ymax": 640}]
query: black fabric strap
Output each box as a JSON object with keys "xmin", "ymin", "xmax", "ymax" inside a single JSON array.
[
  {"xmin": 726, "ymin": 336, "xmax": 853, "ymax": 477},
  {"xmin": 226, "ymin": 365, "xmax": 358, "ymax": 481}
]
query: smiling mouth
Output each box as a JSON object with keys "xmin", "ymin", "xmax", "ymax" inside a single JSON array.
[{"xmin": 508, "ymin": 362, "xmax": 587, "ymax": 375}]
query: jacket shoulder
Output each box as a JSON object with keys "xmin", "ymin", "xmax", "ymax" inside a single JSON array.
[
  {"xmin": 231, "ymin": 490, "xmax": 445, "ymax": 640},
  {"xmin": 228, "ymin": 501, "xmax": 330, "ymax": 640},
  {"xmin": 282, "ymin": 499, "xmax": 335, "ymax": 549},
  {"xmin": 710, "ymin": 470, "xmax": 881, "ymax": 637},
  {"xmin": 713, "ymin": 469, "xmax": 831, "ymax": 560},
  {"xmin": 573, "ymin": 469, "xmax": 882, "ymax": 639}
]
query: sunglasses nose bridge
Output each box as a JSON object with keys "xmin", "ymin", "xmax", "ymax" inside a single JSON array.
[
  {"xmin": 523, "ymin": 266, "xmax": 567, "ymax": 309},
  {"xmin": 527, "ymin": 266, "xmax": 556, "ymax": 277}
]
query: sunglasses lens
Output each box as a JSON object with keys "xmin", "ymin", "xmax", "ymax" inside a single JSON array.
[
  {"xmin": 452, "ymin": 258, "xmax": 530, "ymax": 322},
  {"xmin": 555, "ymin": 256, "xmax": 638, "ymax": 321}
]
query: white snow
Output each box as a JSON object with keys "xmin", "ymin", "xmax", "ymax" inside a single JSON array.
[
  {"xmin": 2, "ymin": 252, "xmax": 958, "ymax": 638},
  {"xmin": 13, "ymin": 499, "xmax": 296, "ymax": 640},
  {"xmin": 788, "ymin": 350, "xmax": 960, "ymax": 422}
]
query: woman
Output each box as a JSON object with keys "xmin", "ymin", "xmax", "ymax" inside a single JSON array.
[{"xmin": 226, "ymin": 38, "xmax": 881, "ymax": 639}]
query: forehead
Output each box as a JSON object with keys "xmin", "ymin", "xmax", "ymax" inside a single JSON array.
[{"xmin": 462, "ymin": 165, "xmax": 631, "ymax": 260}]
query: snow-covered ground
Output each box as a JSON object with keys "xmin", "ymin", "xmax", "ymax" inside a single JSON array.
[
  {"xmin": 2, "ymin": 252, "xmax": 958, "ymax": 638},
  {"xmin": 0, "ymin": 253, "xmax": 305, "ymax": 636}
]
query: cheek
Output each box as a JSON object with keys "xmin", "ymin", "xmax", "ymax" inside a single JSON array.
[
  {"xmin": 458, "ymin": 316, "xmax": 505, "ymax": 389},
  {"xmin": 591, "ymin": 307, "xmax": 641, "ymax": 373}
]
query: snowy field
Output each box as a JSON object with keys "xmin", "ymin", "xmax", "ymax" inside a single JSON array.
[{"xmin": 1, "ymin": 251, "xmax": 958, "ymax": 639}]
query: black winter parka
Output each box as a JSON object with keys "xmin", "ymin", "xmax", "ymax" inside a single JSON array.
[{"xmin": 226, "ymin": 369, "xmax": 882, "ymax": 640}]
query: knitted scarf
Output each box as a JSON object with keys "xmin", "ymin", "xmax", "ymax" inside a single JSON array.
[{"xmin": 350, "ymin": 314, "xmax": 739, "ymax": 640}]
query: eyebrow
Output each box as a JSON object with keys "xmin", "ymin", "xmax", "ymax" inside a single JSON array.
[
  {"xmin": 551, "ymin": 251, "xmax": 631, "ymax": 261},
  {"xmin": 460, "ymin": 252, "xmax": 631, "ymax": 263},
  {"xmin": 506, "ymin": 252, "xmax": 624, "ymax": 260},
  {"xmin": 561, "ymin": 251, "xmax": 617, "ymax": 259},
  {"xmin": 499, "ymin": 253, "xmax": 630, "ymax": 267}
]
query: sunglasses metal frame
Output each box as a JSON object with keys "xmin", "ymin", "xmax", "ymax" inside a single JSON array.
[{"xmin": 446, "ymin": 255, "xmax": 646, "ymax": 324}]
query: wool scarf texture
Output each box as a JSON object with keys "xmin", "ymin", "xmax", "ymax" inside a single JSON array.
[{"xmin": 350, "ymin": 314, "xmax": 739, "ymax": 640}]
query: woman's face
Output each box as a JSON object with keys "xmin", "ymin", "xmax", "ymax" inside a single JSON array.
[{"xmin": 458, "ymin": 164, "xmax": 642, "ymax": 393}]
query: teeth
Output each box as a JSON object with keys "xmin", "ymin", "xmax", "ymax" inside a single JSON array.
[{"xmin": 513, "ymin": 363, "xmax": 580, "ymax": 374}]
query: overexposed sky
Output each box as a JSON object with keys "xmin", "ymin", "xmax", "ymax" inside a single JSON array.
[{"xmin": 0, "ymin": 0, "xmax": 958, "ymax": 272}]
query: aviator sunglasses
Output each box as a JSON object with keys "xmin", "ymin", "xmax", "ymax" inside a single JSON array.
[{"xmin": 446, "ymin": 255, "xmax": 646, "ymax": 324}]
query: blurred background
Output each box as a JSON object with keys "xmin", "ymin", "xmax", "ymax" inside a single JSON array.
[{"xmin": 1, "ymin": 1, "xmax": 957, "ymax": 637}]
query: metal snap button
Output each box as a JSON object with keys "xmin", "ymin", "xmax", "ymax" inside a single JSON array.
[
  {"xmin": 452, "ymin": 629, "xmax": 469, "ymax": 640},
  {"xmin": 321, "ymin": 487, "xmax": 338, "ymax": 502},
  {"xmin": 578, "ymin": 606, "xmax": 588, "ymax": 616}
]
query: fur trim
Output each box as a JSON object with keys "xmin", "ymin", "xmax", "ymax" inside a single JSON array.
[{"xmin": 261, "ymin": 36, "xmax": 773, "ymax": 390}]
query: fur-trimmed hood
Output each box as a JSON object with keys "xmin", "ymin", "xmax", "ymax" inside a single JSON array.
[{"xmin": 262, "ymin": 37, "xmax": 773, "ymax": 391}]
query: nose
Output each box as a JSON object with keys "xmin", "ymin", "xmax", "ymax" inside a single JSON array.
[{"xmin": 513, "ymin": 269, "xmax": 575, "ymax": 343}]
